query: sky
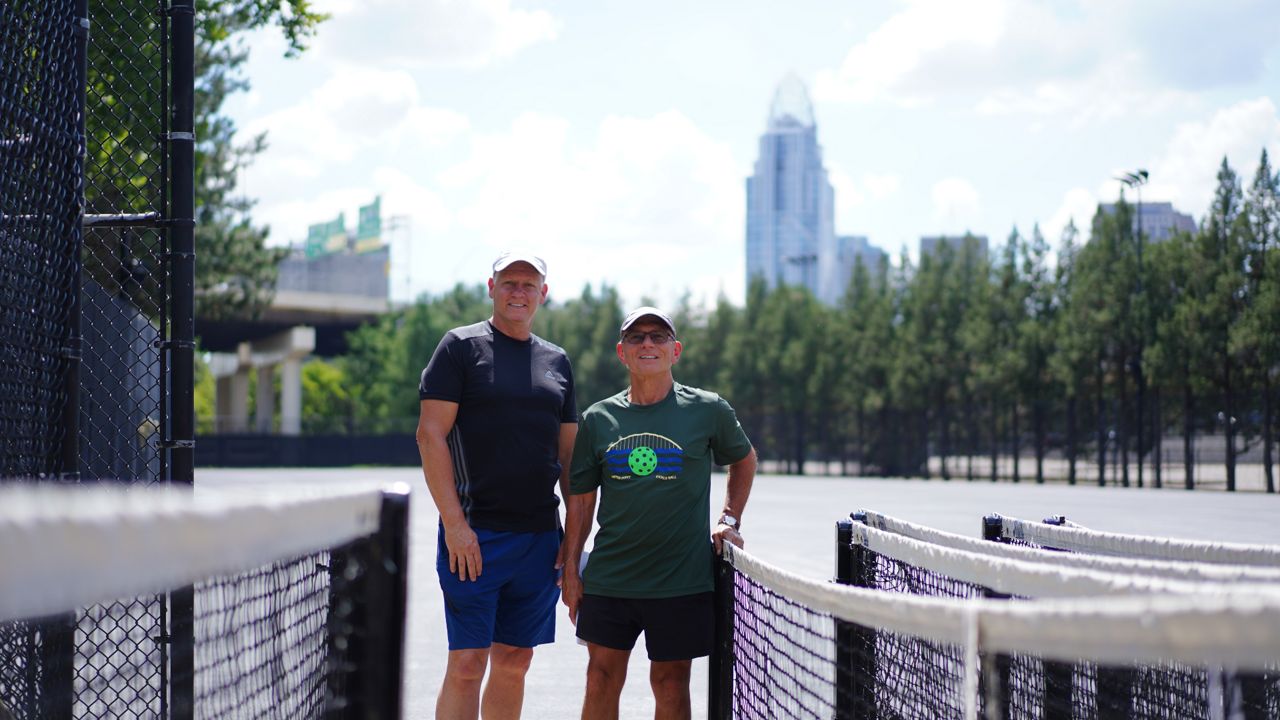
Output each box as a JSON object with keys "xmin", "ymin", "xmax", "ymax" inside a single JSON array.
[{"xmin": 224, "ymin": 0, "xmax": 1280, "ymax": 307}]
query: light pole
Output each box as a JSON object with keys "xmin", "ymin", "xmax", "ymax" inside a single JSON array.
[{"xmin": 1117, "ymin": 169, "xmax": 1149, "ymax": 487}]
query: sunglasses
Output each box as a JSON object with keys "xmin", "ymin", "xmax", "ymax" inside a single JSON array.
[{"xmin": 622, "ymin": 331, "xmax": 674, "ymax": 345}]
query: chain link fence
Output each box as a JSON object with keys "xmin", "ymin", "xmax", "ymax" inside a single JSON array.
[{"xmin": 1, "ymin": 0, "xmax": 192, "ymax": 716}]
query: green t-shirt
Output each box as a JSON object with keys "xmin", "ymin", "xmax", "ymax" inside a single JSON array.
[{"xmin": 569, "ymin": 383, "xmax": 752, "ymax": 599}]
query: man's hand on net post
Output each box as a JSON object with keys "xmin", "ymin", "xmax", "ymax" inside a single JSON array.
[{"xmin": 713, "ymin": 522, "xmax": 743, "ymax": 555}]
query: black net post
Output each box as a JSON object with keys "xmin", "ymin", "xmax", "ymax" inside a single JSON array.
[
  {"xmin": 708, "ymin": 550, "xmax": 735, "ymax": 719},
  {"xmin": 983, "ymin": 514, "xmax": 1074, "ymax": 720},
  {"xmin": 978, "ymin": 515, "xmax": 1013, "ymax": 720},
  {"xmin": 327, "ymin": 487, "xmax": 410, "ymax": 719},
  {"xmin": 838, "ymin": 515, "xmax": 875, "ymax": 720}
]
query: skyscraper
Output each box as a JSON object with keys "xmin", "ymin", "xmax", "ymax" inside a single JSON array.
[{"xmin": 745, "ymin": 75, "xmax": 837, "ymax": 303}]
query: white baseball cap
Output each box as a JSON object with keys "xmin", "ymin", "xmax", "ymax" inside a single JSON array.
[{"xmin": 492, "ymin": 250, "xmax": 547, "ymax": 276}]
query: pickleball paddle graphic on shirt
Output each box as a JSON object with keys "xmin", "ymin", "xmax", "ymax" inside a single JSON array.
[{"xmin": 605, "ymin": 433, "xmax": 684, "ymax": 479}]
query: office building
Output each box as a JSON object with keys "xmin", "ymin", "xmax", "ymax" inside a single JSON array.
[
  {"xmin": 920, "ymin": 234, "xmax": 989, "ymax": 262},
  {"xmin": 745, "ymin": 75, "xmax": 837, "ymax": 303},
  {"xmin": 1099, "ymin": 202, "xmax": 1197, "ymax": 242},
  {"xmin": 824, "ymin": 235, "xmax": 888, "ymax": 300}
]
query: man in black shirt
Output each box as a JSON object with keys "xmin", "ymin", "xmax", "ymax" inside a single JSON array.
[{"xmin": 417, "ymin": 251, "xmax": 578, "ymax": 719}]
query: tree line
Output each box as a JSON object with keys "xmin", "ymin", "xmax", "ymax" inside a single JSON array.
[{"xmin": 201, "ymin": 151, "xmax": 1279, "ymax": 493}]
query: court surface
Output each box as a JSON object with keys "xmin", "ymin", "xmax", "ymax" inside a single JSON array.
[{"xmin": 198, "ymin": 467, "xmax": 1280, "ymax": 720}]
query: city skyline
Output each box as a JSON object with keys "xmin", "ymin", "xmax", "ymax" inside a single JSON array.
[{"xmin": 225, "ymin": 0, "xmax": 1280, "ymax": 307}]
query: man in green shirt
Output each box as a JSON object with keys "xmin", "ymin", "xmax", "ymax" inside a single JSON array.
[{"xmin": 562, "ymin": 306, "xmax": 757, "ymax": 720}]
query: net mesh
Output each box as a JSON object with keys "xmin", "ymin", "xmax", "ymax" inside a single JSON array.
[
  {"xmin": 859, "ymin": 510, "xmax": 1280, "ymax": 585},
  {"xmin": 191, "ymin": 552, "xmax": 332, "ymax": 719},
  {"xmin": 985, "ymin": 515, "xmax": 1280, "ymax": 719},
  {"xmin": 0, "ymin": 486, "xmax": 407, "ymax": 719},
  {"xmin": 718, "ymin": 529, "xmax": 1280, "ymax": 720}
]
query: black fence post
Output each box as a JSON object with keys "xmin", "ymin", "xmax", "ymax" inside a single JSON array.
[
  {"xmin": 838, "ymin": 515, "xmax": 875, "ymax": 720},
  {"xmin": 708, "ymin": 551, "xmax": 736, "ymax": 719},
  {"xmin": 166, "ymin": 0, "xmax": 196, "ymax": 716}
]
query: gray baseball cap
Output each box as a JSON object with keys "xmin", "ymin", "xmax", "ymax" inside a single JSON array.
[
  {"xmin": 492, "ymin": 250, "xmax": 547, "ymax": 276},
  {"xmin": 620, "ymin": 306, "xmax": 676, "ymax": 337}
]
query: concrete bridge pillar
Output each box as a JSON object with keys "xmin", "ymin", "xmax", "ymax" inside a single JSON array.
[
  {"xmin": 209, "ymin": 326, "xmax": 315, "ymax": 435},
  {"xmin": 255, "ymin": 365, "xmax": 275, "ymax": 433}
]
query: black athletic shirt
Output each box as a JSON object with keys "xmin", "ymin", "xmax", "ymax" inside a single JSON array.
[{"xmin": 419, "ymin": 320, "xmax": 577, "ymax": 532}]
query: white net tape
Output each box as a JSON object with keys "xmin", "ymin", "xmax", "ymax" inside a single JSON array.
[
  {"xmin": 996, "ymin": 514, "xmax": 1280, "ymax": 567},
  {"xmin": 860, "ymin": 510, "xmax": 1280, "ymax": 584},
  {"xmin": 0, "ymin": 483, "xmax": 395, "ymax": 623},
  {"xmin": 726, "ymin": 544, "xmax": 1280, "ymax": 670},
  {"xmin": 849, "ymin": 519, "xmax": 1280, "ymax": 600}
]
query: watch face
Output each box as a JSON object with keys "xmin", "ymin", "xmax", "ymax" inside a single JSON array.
[{"xmin": 722, "ymin": 515, "xmax": 737, "ymax": 527}]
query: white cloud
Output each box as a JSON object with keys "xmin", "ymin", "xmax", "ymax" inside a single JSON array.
[
  {"xmin": 931, "ymin": 177, "xmax": 981, "ymax": 231},
  {"xmin": 241, "ymin": 67, "xmax": 468, "ymax": 163},
  {"xmin": 1151, "ymin": 97, "xmax": 1280, "ymax": 218},
  {"xmin": 236, "ymin": 67, "xmax": 470, "ymax": 246},
  {"xmin": 813, "ymin": 0, "xmax": 1273, "ymax": 122},
  {"xmin": 813, "ymin": 0, "xmax": 1005, "ymax": 106},
  {"xmin": 1044, "ymin": 187, "xmax": 1098, "ymax": 244},
  {"xmin": 315, "ymin": 0, "xmax": 559, "ymax": 69},
  {"xmin": 863, "ymin": 172, "xmax": 901, "ymax": 200},
  {"xmin": 434, "ymin": 110, "xmax": 745, "ymax": 304},
  {"xmin": 830, "ymin": 165, "xmax": 902, "ymax": 237}
]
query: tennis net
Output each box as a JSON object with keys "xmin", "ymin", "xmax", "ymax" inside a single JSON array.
[
  {"xmin": 0, "ymin": 482, "xmax": 409, "ymax": 719},
  {"xmin": 858, "ymin": 509, "xmax": 1280, "ymax": 584},
  {"xmin": 988, "ymin": 513, "xmax": 1280, "ymax": 568},
  {"xmin": 710, "ymin": 518, "xmax": 1280, "ymax": 720}
]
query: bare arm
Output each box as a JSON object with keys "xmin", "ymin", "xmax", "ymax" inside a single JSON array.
[
  {"xmin": 713, "ymin": 446, "xmax": 757, "ymax": 554},
  {"xmin": 560, "ymin": 489, "xmax": 596, "ymax": 625},
  {"xmin": 416, "ymin": 398, "xmax": 481, "ymax": 581},
  {"xmin": 554, "ymin": 422, "xmax": 578, "ymax": 570},
  {"xmin": 557, "ymin": 423, "xmax": 578, "ymax": 522}
]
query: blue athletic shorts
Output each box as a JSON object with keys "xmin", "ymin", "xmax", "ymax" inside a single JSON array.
[{"xmin": 436, "ymin": 524, "xmax": 561, "ymax": 650}]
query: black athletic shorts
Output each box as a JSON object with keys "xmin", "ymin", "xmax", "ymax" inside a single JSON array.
[{"xmin": 576, "ymin": 592, "xmax": 714, "ymax": 661}]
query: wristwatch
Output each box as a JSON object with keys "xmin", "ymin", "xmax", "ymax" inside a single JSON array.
[{"xmin": 719, "ymin": 514, "xmax": 740, "ymax": 530}]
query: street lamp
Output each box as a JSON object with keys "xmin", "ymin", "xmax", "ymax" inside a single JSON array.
[
  {"xmin": 1117, "ymin": 170, "xmax": 1148, "ymax": 248},
  {"xmin": 1116, "ymin": 169, "xmax": 1149, "ymax": 487}
]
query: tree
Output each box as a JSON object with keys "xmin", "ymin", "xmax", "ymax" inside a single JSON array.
[
  {"xmin": 539, "ymin": 284, "xmax": 627, "ymax": 408},
  {"xmin": 192, "ymin": 2, "xmax": 326, "ymax": 320},
  {"xmin": 1235, "ymin": 150, "xmax": 1280, "ymax": 492},
  {"xmin": 1195, "ymin": 158, "xmax": 1249, "ymax": 490},
  {"xmin": 1019, "ymin": 224, "xmax": 1056, "ymax": 483},
  {"xmin": 85, "ymin": 0, "xmax": 326, "ymax": 320},
  {"xmin": 1049, "ymin": 220, "xmax": 1086, "ymax": 484}
]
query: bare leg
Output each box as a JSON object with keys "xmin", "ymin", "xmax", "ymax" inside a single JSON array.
[
  {"xmin": 582, "ymin": 643, "xmax": 631, "ymax": 720},
  {"xmin": 481, "ymin": 643, "xmax": 534, "ymax": 720},
  {"xmin": 650, "ymin": 659, "xmax": 692, "ymax": 720},
  {"xmin": 437, "ymin": 648, "xmax": 488, "ymax": 720}
]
